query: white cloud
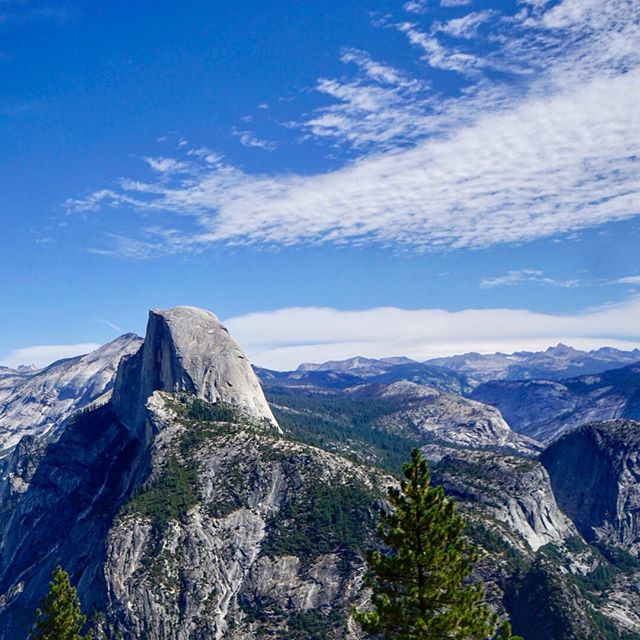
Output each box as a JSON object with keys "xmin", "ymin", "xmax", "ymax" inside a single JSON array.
[
  {"xmin": 610, "ymin": 275, "xmax": 640, "ymax": 285},
  {"xmin": 231, "ymin": 127, "xmax": 277, "ymax": 151},
  {"xmin": 68, "ymin": 0, "xmax": 640, "ymax": 256},
  {"xmin": 435, "ymin": 11, "xmax": 496, "ymax": 39},
  {"xmin": 440, "ymin": 0, "xmax": 471, "ymax": 5},
  {"xmin": 481, "ymin": 269, "xmax": 581, "ymax": 288},
  {"xmin": 225, "ymin": 297, "xmax": 640, "ymax": 370},
  {"xmin": 398, "ymin": 22, "xmax": 485, "ymax": 73},
  {"xmin": 404, "ymin": 1, "xmax": 429, "ymax": 14},
  {"xmin": 0, "ymin": 343, "xmax": 101, "ymax": 370},
  {"xmin": 143, "ymin": 157, "xmax": 190, "ymax": 174}
]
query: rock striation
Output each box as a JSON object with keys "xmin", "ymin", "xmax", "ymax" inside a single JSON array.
[
  {"xmin": 103, "ymin": 392, "xmax": 385, "ymax": 640},
  {"xmin": 430, "ymin": 448, "xmax": 576, "ymax": 552}
]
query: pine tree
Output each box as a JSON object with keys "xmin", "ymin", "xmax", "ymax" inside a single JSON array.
[
  {"xmin": 354, "ymin": 448, "xmax": 521, "ymax": 640},
  {"xmin": 31, "ymin": 566, "xmax": 87, "ymax": 640}
]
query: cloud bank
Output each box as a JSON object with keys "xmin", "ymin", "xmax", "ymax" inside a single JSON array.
[{"xmin": 225, "ymin": 296, "xmax": 640, "ymax": 370}]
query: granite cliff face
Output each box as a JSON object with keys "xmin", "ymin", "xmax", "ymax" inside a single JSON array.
[
  {"xmin": 0, "ymin": 307, "xmax": 382, "ymax": 640},
  {"xmin": 113, "ymin": 307, "xmax": 276, "ymax": 433},
  {"xmin": 430, "ymin": 448, "xmax": 576, "ymax": 552},
  {"xmin": 103, "ymin": 392, "xmax": 384, "ymax": 640},
  {"xmin": 427, "ymin": 444, "xmax": 640, "ymax": 639},
  {"xmin": 541, "ymin": 420, "xmax": 640, "ymax": 552}
]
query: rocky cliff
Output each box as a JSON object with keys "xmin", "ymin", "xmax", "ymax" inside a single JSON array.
[
  {"xmin": 471, "ymin": 363, "xmax": 640, "ymax": 442},
  {"xmin": 0, "ymin": 334, "xmax": 141, "ymax": 453},
  {"xmin": 0, "ymin": 307, "xmax": 384, "ymax": 640},
  {"xmin": 430, "ymin": 448, "xmax": 576, "ymax": 552},
  {"xmin": 1, "ymin": 309, "xmax": 639, "ymax": 639},
  {"xmin": 541, "ymin": 419, "xmax": 640, "ymax": 553},
  {"xmin": 103, "ymin": 392, "xmax": 385, "ymax": 640},
  {"xmin": 112, "ymin": 307, "xmax": 276, "ymax": 433},
  {"xmin": 428, "ymin": 445, "xmax": 640, "ymax": 639}
]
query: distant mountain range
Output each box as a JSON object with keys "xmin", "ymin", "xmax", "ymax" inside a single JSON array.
[
  {"xmin": 2, "ymin": 322, "xmax": 640, "ymax": 638},
  {"xmin": 427, "ymin": 343, "xmax": 640, "ymax": 383},
  {"xmin": 258, "ymin": 359, "xmax": 471, "ymax": 394},
  {"xmin": 296, "ymin": 343, "xmax": 640, "ymax": 385}
]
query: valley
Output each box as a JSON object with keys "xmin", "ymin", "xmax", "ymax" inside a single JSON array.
[{"xmin": 1, "ymin": 307, "xmax": 639, "ymax": 639}]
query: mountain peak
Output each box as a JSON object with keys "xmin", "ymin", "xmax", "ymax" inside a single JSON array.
[
  {"xmin": 545, "ymin": 342, "xmax": 578, "ymax": 355},
  {"xmin": 113, "ymin": 306, "xmax": 277, "ymax": 431}
]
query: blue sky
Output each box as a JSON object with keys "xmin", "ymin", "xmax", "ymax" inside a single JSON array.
[{"xmin": 1, "ymin": 0, "xmax": 639, "ymax": 369}]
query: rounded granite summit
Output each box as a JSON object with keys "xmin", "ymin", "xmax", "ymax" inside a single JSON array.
[{"xmin": 113, "ymin": 306, "xmax": 277, "ymax": 430}]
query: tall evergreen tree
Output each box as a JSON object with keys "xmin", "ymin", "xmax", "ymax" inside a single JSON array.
[
  {"xmin": 354, "ymin": 448, "xmax": 521, "ymax": 640},
  {"xmin": 31, "ymin": 566, "xmax": 87, "ymax": 640}
]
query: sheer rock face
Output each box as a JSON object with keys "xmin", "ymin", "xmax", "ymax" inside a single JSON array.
[
  {"xmin": 103, "ymin": 392, "xmax": 383, "ymax": 640},
  {"xmin": 0, "ymin": 404, "xmax": 144, "ymax": 639},
  {"xmin": 112, "ymin": 306, "xmax": 277, "ymax": 433},
  {"xmin": 429, "ymin": 448, "xmax": 577, "ymax": 552},
  {"xmin": 541, "ymin": 420, "xmax": 640, "ymax": 552}
]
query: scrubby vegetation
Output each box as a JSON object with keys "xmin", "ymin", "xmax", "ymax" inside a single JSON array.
[
  {"xmin": 464, "ymin": 519, "xmax": 529, "ymax": 573},
  {"xmin": 121, "ymin": 457, "xmax": 199, "ymax": 524},
  {"xmin": 262, "ymin": 481, "xmax": 377, "ymax": 560}
]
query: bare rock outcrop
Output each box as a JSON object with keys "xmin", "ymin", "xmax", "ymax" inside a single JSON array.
[
  {"xmin": 541, "ymin": 419, "xmax": 640, "ymax": 552},
  {"xmin": 430, "ymin": 448, "xmax": 577, "ymax": 552},
  {"xmin": 112, "ymin": 307, "xmax": 277, "ymax": 433},
  {"xmin": 0, "ymin": 333, "xmax": 142, "ymax": 452}
]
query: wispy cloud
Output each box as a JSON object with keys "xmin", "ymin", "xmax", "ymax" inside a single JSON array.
[
  {"xmin": 403, "ymin": 0, "xmax": 429, "ymax": 14},
  {"xmin": 440, "ymin": 0, "xmax": 472, "ymax": 7},
  {"xmin": 434, "ymin": 10, "xmax": 496, "ymax": 39},
  {"xmin": 68, "ymin": 0, "xmax": 640, "ymax": 257},
  {"xmin": 231, "ymin": 127, "xmax": 277, "ymax": 151},
  {"xmin": 143, "ymin": 156, "xmax": 190, "ymax": 174},
  {"xmin": 225, "ymin": 296, "xmax": 640, "ymax": 370},
  {"xmin": 98, "ymin": 319, "xmax": 124, "ymax": 334},
  {"xmin": 397, "ymin": 22, "xmax": 486, "ymax": 74},
  {"xmin": 0, "ymin": 343, "xmax": 101, "ymax": 370},
  {"xmin": 480, "ymin": 269, "xmax": 581, "ymax": 288}
]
